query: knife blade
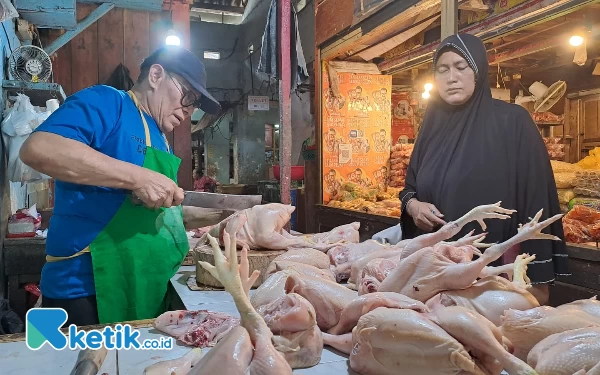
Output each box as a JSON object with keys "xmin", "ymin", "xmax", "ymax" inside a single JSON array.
[{"xmin": 182, "ymin": 191, "xmax": 262, "ymax": 211}]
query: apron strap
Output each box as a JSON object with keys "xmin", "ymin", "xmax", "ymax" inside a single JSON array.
[
  {"xmin": 127, "ymin": 90, "xmax": 171, "ymax": 153},
  {"xmin": 46, "ymin": 246, "xmax": 90, "ymax": 262}
]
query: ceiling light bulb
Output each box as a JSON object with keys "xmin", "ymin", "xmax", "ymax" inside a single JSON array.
[
  {"xmin": 422, "ymin": 91, "xmax": 430, "ymax": 99},
  {"xmin": 166, "ymin": 30, "xmax": 181, "ymax": 46},
  {"xmin": 569, "ymin": 35, "xmax": 584, "ymax": 47},
  {"xmin": 424, "ymin": 83, "xmax": 433, "ymax": 91}
]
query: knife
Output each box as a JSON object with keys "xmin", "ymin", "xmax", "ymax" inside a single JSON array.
[{"xmin": 131, "ymin": 191, "xmax": 262, "ymax": 211}]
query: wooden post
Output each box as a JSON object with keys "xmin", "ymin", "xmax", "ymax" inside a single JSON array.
[
  {"xmin": 441, "ymin": 0, "xmax": 458, "ymax": 39},
  {"xmin": 168, "ymin": 0, "xmax": 193, "ymax": 190},
  {"xmin": 278, "ymin": 0, "xmax": 292, "ymax": 206}
]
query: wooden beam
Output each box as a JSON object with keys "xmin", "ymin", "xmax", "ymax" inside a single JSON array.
[
  {"xmin": 77, "ymin": 0, "xmax": 163, "ymax": 11},
  {"xmin": 320, "ymin": 0, "xmax": 436, "ymax": 60},
  {"xmin": 279, "ymin": 0, "xmax": 292, "ymax": 207},
  {"xmin": 489, "ymin": 35, "xmax": 563, "ymax": 65},
  {"xmin": 14, "ymin": 0, "xmax": 77, "ymax": 29},
  {"xmin": 380, "ymin": 0, "xmax": 600, "ymax": 73},
  {"xmin": 44, "ymin": 3, "xmax": 114, "ymax": 55},
  {"xmin": 441, "ymin": 0, "xmax": 458, "ymax": 39}
]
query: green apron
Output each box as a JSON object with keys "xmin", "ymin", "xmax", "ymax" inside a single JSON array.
[{"xmin": 46, "ymin": 91, "xmax": 190, "ymax": 324}]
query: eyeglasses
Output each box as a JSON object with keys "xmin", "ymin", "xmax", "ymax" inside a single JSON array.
[{"xmin": 168, "ymin": 73, "xmax": 200, "ymax": 108}]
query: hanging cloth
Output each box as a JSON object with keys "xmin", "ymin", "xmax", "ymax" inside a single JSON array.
[
  {"xmin": 105, "ymin": 63, "xmax": 135, "ymax": 91},
  {"xmin": 257, "ymin": 0, "xmax": 309, "ymax": 90}
]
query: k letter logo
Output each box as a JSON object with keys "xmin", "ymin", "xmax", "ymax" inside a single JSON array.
[{"xmin": 26, "ymin": 308, "xmax": 68, "ymax": 350}]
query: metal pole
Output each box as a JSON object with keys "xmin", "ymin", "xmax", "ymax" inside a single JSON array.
[{"xmin": 278, "ymin": 0, "xmax": 292, "ymax": 206}]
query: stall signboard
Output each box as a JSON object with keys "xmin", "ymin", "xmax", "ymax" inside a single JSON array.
[
  {"xmin": 248, "ymin": 96, "xmax": 270, "ymax": 111},
  {"xmin": 321, "ymin": 63, "xmax": 392, "ymax": 203},
  {"xmin": 391, "ymin": 89, "xmax": 416, "ymax": 141}
]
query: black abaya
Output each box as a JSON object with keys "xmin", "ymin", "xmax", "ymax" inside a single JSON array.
[{"xmin": 399, "ymin": 34, "xmax": 569, "ymax": 284}]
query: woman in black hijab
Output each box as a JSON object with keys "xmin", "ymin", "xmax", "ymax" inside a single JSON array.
[{"xmin": 399, "ymin": 33, "xmax": 569, "ymax": 304}]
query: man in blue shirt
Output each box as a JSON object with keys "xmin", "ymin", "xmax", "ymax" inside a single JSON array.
[{"xmin": 19, "ymin": 46, "xmax": 221, "ymax": 326}]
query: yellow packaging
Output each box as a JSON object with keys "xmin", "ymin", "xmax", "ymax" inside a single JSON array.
[
  {"xmin": 550, "ymin": 160, "xmax": 582, "ymax": 174},
  {"xmin": 554, "ymin": 172, "xmax": 576, "ymax": 189},
  {"xmin": 557, "ymin": 189, "xmax": 575, "ymax": 204}
]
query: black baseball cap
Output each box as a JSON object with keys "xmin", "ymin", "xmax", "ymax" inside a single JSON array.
[{"xmin": 140, "ymin": 46, "xmax": 221, "ymax": 115}]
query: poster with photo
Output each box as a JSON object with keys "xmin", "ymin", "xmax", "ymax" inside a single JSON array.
[
  {"xmin": 322, "ymin": 62, "xmax": 392, "ymax": 203},
  {"xmin": 391, "ymin": 89, "xmax": 416, "ymax": 142}
]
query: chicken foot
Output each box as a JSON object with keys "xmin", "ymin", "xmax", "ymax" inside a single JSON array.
[
  {"xmin": 513, "ymin": 253, "xmax": 536, "ymax": 289},
  {"xmin": 479, "ymin": 263, "xmax": 514, "ymax": 281},
  {"xmin": 198, "ymin": 220, "xmax": 292, "ymax": 375},
  {"xmin": 441, "ymin": 210, "xmax": 562, "ymax": 293},
  {"xmin": 400, "ymin": 202, "xmax": 515, "ymax": 258}
]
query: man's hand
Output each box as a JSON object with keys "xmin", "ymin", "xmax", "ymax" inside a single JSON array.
[
  {"xmin": 407, "ymin": 198, "xmax": 446, "ymax": 232},
  {"xmin": 132, "ymin": 169, "xmax": 184, "ymax": 209}
]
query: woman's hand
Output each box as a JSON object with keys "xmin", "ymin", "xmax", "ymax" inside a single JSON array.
[{"xmin": 407, "ymin": 198, "xmax": 446, "ymax": 232}]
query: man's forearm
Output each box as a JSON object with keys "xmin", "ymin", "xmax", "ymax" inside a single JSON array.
[{"xmin": 20, "ymin": 132, "xmax": 144, "ymax": 190}]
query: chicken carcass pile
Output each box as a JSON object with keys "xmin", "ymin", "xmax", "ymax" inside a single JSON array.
[{"xmin": 146, "ymin": 202, "xmax": 599, "ymax": 375}]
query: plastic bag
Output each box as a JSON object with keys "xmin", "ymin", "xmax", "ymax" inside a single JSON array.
[
  {"xmin": 1, "ymin": 94, "xmax": 51, "ymax": 183},
  {"xmin": 554, "ymin": 172, "xmax": 576, "ymax": 189},
  {"xmin": 551, "ymin": 160, "xmax": 582, "ymax": 173},
  {"xmin": 558, "ymin": 189, "xmax": 575, "ymax": 204},
  {"xmin": 568, "ymin": 197, "xmax": 600, "ymax": 211},
  {"xmin": 576, "ymin": 147, "xmax": 600, "ymax": 169},
  {"xmin": 0, "ymin": 0, "xmax": 18, "ymax": 23}
]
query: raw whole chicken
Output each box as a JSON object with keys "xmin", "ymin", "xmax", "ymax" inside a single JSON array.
[
  {"xmin": 250, "ymin": 269, "xmax": 299, "ymax": 310},
  {"xmin": 192, "ymin": 219, "xmax": 293, "ymax": 375},
  {"xmin": 357, "ymin": 257, "xmax": 400, "ymax": 295},
  {"xmin": 341, "ymin": 305, "xmax": 536, "ymax": 375},
  {"xmin": 378, "ymin": 206, "xmax": 562, "ymax": 302},
  {"xmin": 426, "ymin": 253, "xmax": 540, "ymax": 326},
  {"xmin": 501, "ymin": 304, "xmax": 600, "ymax": 360},
  {"xmin": 327, "ymin": 292, "xmax": 429, "ymax": 335},
  {"xmin": 356, "ymin": 244, "xmax": 481, "ymax": 295},
  {"xmin": 557, "ymin": 296, "xmax": 600, "ymax": 317},
  {"xmin": 347, "ymin": 249, "xmax": 402, "ymax": 289},
  {"xmin": 266, "ymin": 261, "xmax": 336, "ymax": 282},
  {"xmin": 202, "ymin": 203, "xmax": 340, "ymax": 251},
  {"xmin": 265, "ymin": 248, "xmax": 330, "ymax": 272},
  {"xmin": 153, "ymin": 310, "xmax": 239, "ymax": 347},
  {"xmin": 329, "ymin": 240, "xmax": 387, "ymax": 281},
  {"xmin": 143, "ymin": 348, "xmax": 203, "ymax": 374},
  {"xmin": 257, "ymin": 293, "xmax": 323, "ymax": 368},
  {"xmin": 285, "ymin": 273, "xmax": 358, "ymax": 331},
  {"xmin": 301, "ymin": 222, "xmax": 360, "ymax": 244},
  {"xmin": 527, "ymin": 327, "xmax": 600, "ymax": 375}
]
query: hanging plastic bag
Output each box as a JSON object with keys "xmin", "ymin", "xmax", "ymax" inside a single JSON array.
[
  {"xmin": 1, "ymin": 93, "xmax": 51, "ymax": 183},
  {"xmin": 0, "ymin": 0, "xmax": 18, "ymax": 23}
]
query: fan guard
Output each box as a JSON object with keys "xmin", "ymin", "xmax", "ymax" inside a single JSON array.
[{"xmin": 8, "ymin": 45, "xmax": 52, "ymax": 83}]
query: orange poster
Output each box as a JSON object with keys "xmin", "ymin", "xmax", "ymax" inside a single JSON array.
[
  {"xmin": 391, "ymin": 89, "xmax": 416, "ymax": 141},
  {"xmin": 322, "ymin": 63, "xmax": 392, "ymax": 204}
]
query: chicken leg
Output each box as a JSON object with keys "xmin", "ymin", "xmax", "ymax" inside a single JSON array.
[
  {"xmin": 143, "ymin": 348, "xmax": 203, "ymax": 375},
  {"xmin": 379, "ymin": 209, "xmax": 562, "ymax": 302},
  {"xmin": 196, "ymin": 218, "xmax": 292, "ymax": 375},
  {"xmin": 399, "ymin": 202, "xmax": 514, "ymax": 258},
  {"xmin": 436, "ymin": 211, "xmax": 561, "ymax": 293},
  {"xmin": 427, "ymin": 306, "xmax": 538, "ymax": 375}
]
